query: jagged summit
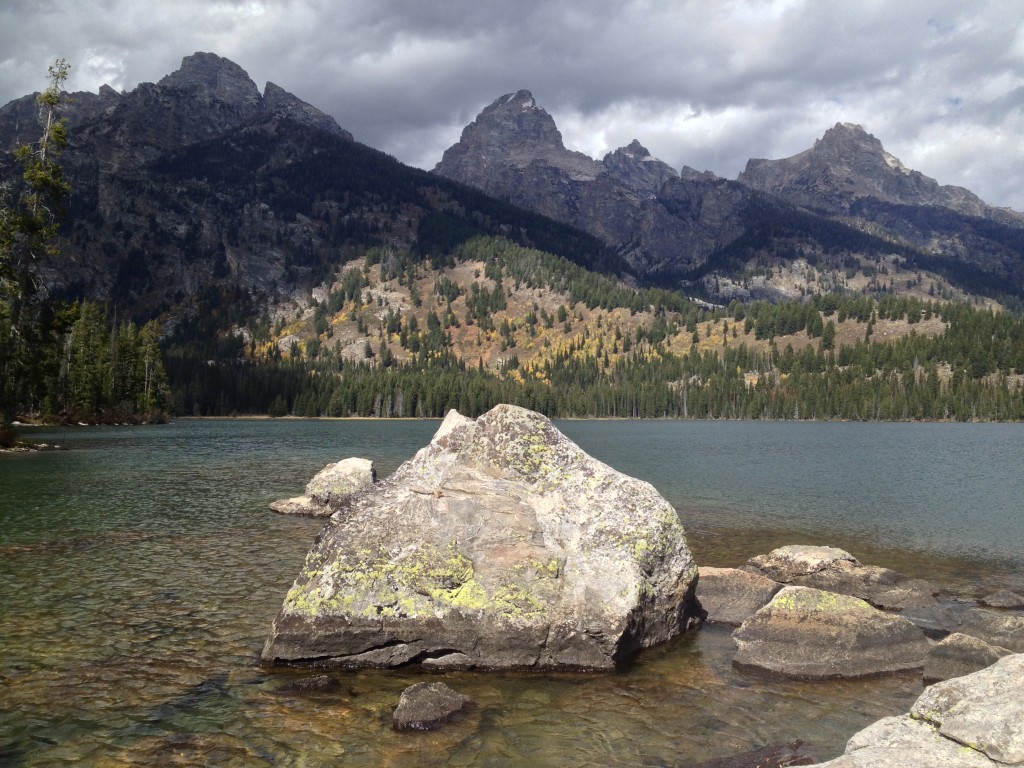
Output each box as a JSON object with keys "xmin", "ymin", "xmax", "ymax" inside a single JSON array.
[
  {"xmin": 434, "ymin": 88, "xmax": 578, "ymax": 179},
  {"xmin": 602, "ymin": 139, "xmax": 677, "ymax": 195},
  {"xmin": 500, "ymin": 89, "xmax": 539, "ymax": 110},
  {"xmin": 0, "ymin": 52, "xmax": 349, "ymax": 153},
  {"xmin": 738, "ymin": 122, "xmax": 991, "ymax": 217},
  {"xmin": 158, "ymin": 52, "xmax": 262, "ymax": 107}
]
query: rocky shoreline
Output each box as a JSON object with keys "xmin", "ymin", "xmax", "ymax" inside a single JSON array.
[{"xmin": 265, "ymin": 405, "xmax": 1024, "ymax": 765}]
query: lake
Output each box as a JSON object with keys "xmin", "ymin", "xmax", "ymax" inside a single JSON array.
[{"xmin": 2, "ymin": 418, "xmax": 1022, "ymax": 766}]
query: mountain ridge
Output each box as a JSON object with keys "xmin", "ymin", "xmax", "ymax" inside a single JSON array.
[
  {"xmin": 434, "ymin": 91, "xmax": 1024, "ymax": 302},
  {"xmin": 0, "ymin": 56, "xmax": 620, "ymax": 322}
]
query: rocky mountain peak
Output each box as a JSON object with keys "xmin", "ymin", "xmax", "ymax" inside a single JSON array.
[
  {"xmin": 738, "ymin": 121, "xmax": 991, "ymax": 217},
  {"xmin": 812, "ymin": 122, "xmax": 892, "ymax": 165},
  {"xmin": 460, "ymin": 88, "xmax": 565, "ymax": 157},
  {"xmin": 433, "ymin": 86, "xmax": 606, "ymax": 221},
  {"xmin": 602, "ymin": 139, "xmax": 677, "ymax": 195},
  {"xmin": 157, "ymin": 52, "xmax": 262, "ymax": 107}
]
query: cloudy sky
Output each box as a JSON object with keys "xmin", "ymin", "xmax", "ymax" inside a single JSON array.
[{"xmin": 2, "ymin": 0, "xmax": 1023, "ymax": 209}]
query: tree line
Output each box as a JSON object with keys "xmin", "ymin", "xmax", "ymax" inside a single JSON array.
[{"xmin": 166, "ymin": 292, "xmax": 1024, "ymax": 422}]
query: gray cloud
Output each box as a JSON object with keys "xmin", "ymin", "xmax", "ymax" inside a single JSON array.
[{"xmin": 2, "ymin": 0, "xmax": 1023, "ymax": 209}]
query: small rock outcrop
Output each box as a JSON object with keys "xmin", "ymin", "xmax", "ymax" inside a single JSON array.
[
  {"xmin": 695, "ymin": 567, "xmax": 782, "ymax": 625},
  {"xmin": 980, "ymin": 588, "xmax": 1024, "ymax": 609},
  {"xmin": 743, "ymin": 545, "xmax": 937, "ymax": 611},
  {"xmin": 923, "ymin": 632, "xmax": 1013, "ymax": 684},
  {"xmin": 808, "ymin": 653, "xmax": 1024, "ymax": 767},
  {"xmin": 269, "ymin": 457, "xmax": 376, "ymax": 516},
  {"xmin": 262, "ymin": 404, "xmax": 701, "ymax": 671},
  {"xmin": 392, "ymin": 682, "xmax": 473, "ymax": 731},
  {"xmin": 732, "ymin": 586, "xmax": 929, "ymax": 679}
]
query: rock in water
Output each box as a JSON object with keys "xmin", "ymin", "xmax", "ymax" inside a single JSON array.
[
  {"xmin": 923, "ymin": 632, "xmax": 1013, "ymax": 684},
  {"xmin": 743, "ymin": 545, "xmax": 937, "ymax": 610},
  {"xmin": 269, "ymin": 457, "xmax": 376, "ymax": 517},
  {"xmin": 392, "ymin": 682, "xmax": 473, "ymax": 731},
  {"xmin": 684, "ymin": 740, "xmax": 816, "ymax": 767},
  {"xmin": 979, "ymin": 588, "xmax": 1024, "ymax": 609},
  {"xmin": 807, "ymin": 653, "xmax": 1024, "ymax": 767},
  {"xmin": 261, "ymin": 404, "xmax": 701, "ymax": 670},
  {"xmin": 695, "ymin": 567, "xmax": 782, "ymax": 626},
  {"xmin": 732, "ymin": 586, "xmax": 929, "ymax": 679}
]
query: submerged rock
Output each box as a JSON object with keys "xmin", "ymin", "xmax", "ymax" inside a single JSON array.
[
  {"xmin": 732, "ymin": 586, "xmax": 929, "ymax": 679},
  {"xmin": 979, "ymin": 588, "xmax": 1024, "ymax": 609},
  {"xmin": 743, "ymin": 545, "xmax": 937, "ymax": 611},
  {"xmin": 685, "ymin": 740, "xmax": 817, "ymax": 767},
  {"xmin": 273, "ymin": 674, "xmax": 343, "ymax": 695},
  {"xmin": 261, "ymin": 405, "xmax": 701, "ymax": 671},
  {"xmin": 696, "ymin": 567, "xmax": 782, "ymax": 625},
  {"xmin": 923, "ymin": 632, "xmax": 1012, "ymax": 684},
  {"xmin": 392, "ymin": 682, "xmax": 473, "ymax": 731},
  {"xmin": 903, "ymin": 601, "xmax": 1024, "ymax": 652},
  {"xmin": 269, "ymin": 457, "xmax": 376, "ymax": 516},
  {"xmin": 959, "ymin": 612, "xmax": 1024, "ymax": 653},
  {"xmin": 809, "ymin": 653, "xmax": 1024, "ymax": 767}
]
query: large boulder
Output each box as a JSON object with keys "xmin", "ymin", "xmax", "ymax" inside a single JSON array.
[
  {"xmin": 696, "ymin": 567, "xmax": 783, "ymax": 625},
  {"xmin": 269, "ymin": 457, "xmax": 376, "ymax": 516},
  {"xmin": 732, "ymin": 586, "xmax": 929, "ymax": 679},
  {"xmin": 743, "ymin": 545, "xmax": 937, "ymax": 611},
  {"xmin": 261, "ymin": 405, "xmax": 701, "ymax": 671},
  {"xmin": 808, "ymin": 653, "xmax": 1024, "ymax": 767}
]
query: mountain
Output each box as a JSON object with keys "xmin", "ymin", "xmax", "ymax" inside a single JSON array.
[
  {"xmin": 5, "ymin": 56, "xmax": 1023, "ymax": 423},
  {"xmin": 739, "ymin": 122, "xmax": 996, "ymax": 218},
  {"xmin": 0, "ymin": 55, "xmax": 616, "ymax": 321},
  {"xmin": 436, "ymin": 95, "xmax": 1024, "ymax": 303},
  {"xmin": 435, "ymin": 89, "xmax": 678, "ymax": 257}
]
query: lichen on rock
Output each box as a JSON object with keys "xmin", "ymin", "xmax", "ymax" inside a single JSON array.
[
  {"xmin": 262, "ymin": 404, "xmax": 701, "ymax": 671},
  {"xmin": 732, "ymin": 586, "xmax": 929, "ymax": 679}
]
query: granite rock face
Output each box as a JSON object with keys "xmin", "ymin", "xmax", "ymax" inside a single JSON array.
[
  {"xmin": 732, "ymin": 586, "xmax": 929, "ymax": 679},
  {"xmin": 433, "ymin": 89, "xmax": 742, "ymax": 278},
  {"xmin": 262, "ymin": 404, "xmax": 701, "ymax": 671},
  {"xmin": 809, "ymin": 653, "xmax": 1024, "ymax": 767},
  {"xmin": 743, "ymin": 545, "xmax": 937, "ymax": 611}
]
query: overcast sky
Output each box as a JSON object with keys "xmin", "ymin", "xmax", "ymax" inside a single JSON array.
[{"xmin": 2, "ymin": 1, "xmax": 1023, "ymax": 210}]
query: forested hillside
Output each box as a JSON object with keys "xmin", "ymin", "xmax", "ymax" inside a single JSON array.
[{"xmin": 166, "ymin": 235, "xmax": 1024, "ymax": 421}]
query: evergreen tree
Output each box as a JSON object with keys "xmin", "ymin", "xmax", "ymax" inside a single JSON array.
[{"xmin": 1, "ymin": 59, "xmax": 71, "ymax": 424}]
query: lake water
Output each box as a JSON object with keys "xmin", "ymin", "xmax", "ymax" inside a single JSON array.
[{"xmin": 2, "ymin": 418, "xmax": 1022, "ymax": 766}]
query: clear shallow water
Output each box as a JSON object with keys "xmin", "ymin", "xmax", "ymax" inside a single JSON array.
[{"xmin": 1, "ymin": 418, "xmax": 1022, "ymax": 766}]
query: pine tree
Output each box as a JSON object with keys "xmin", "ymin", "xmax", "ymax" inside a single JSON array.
[{"xmin": 1, "ymin": 59, "xmax": 71, "ymax": 424}]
